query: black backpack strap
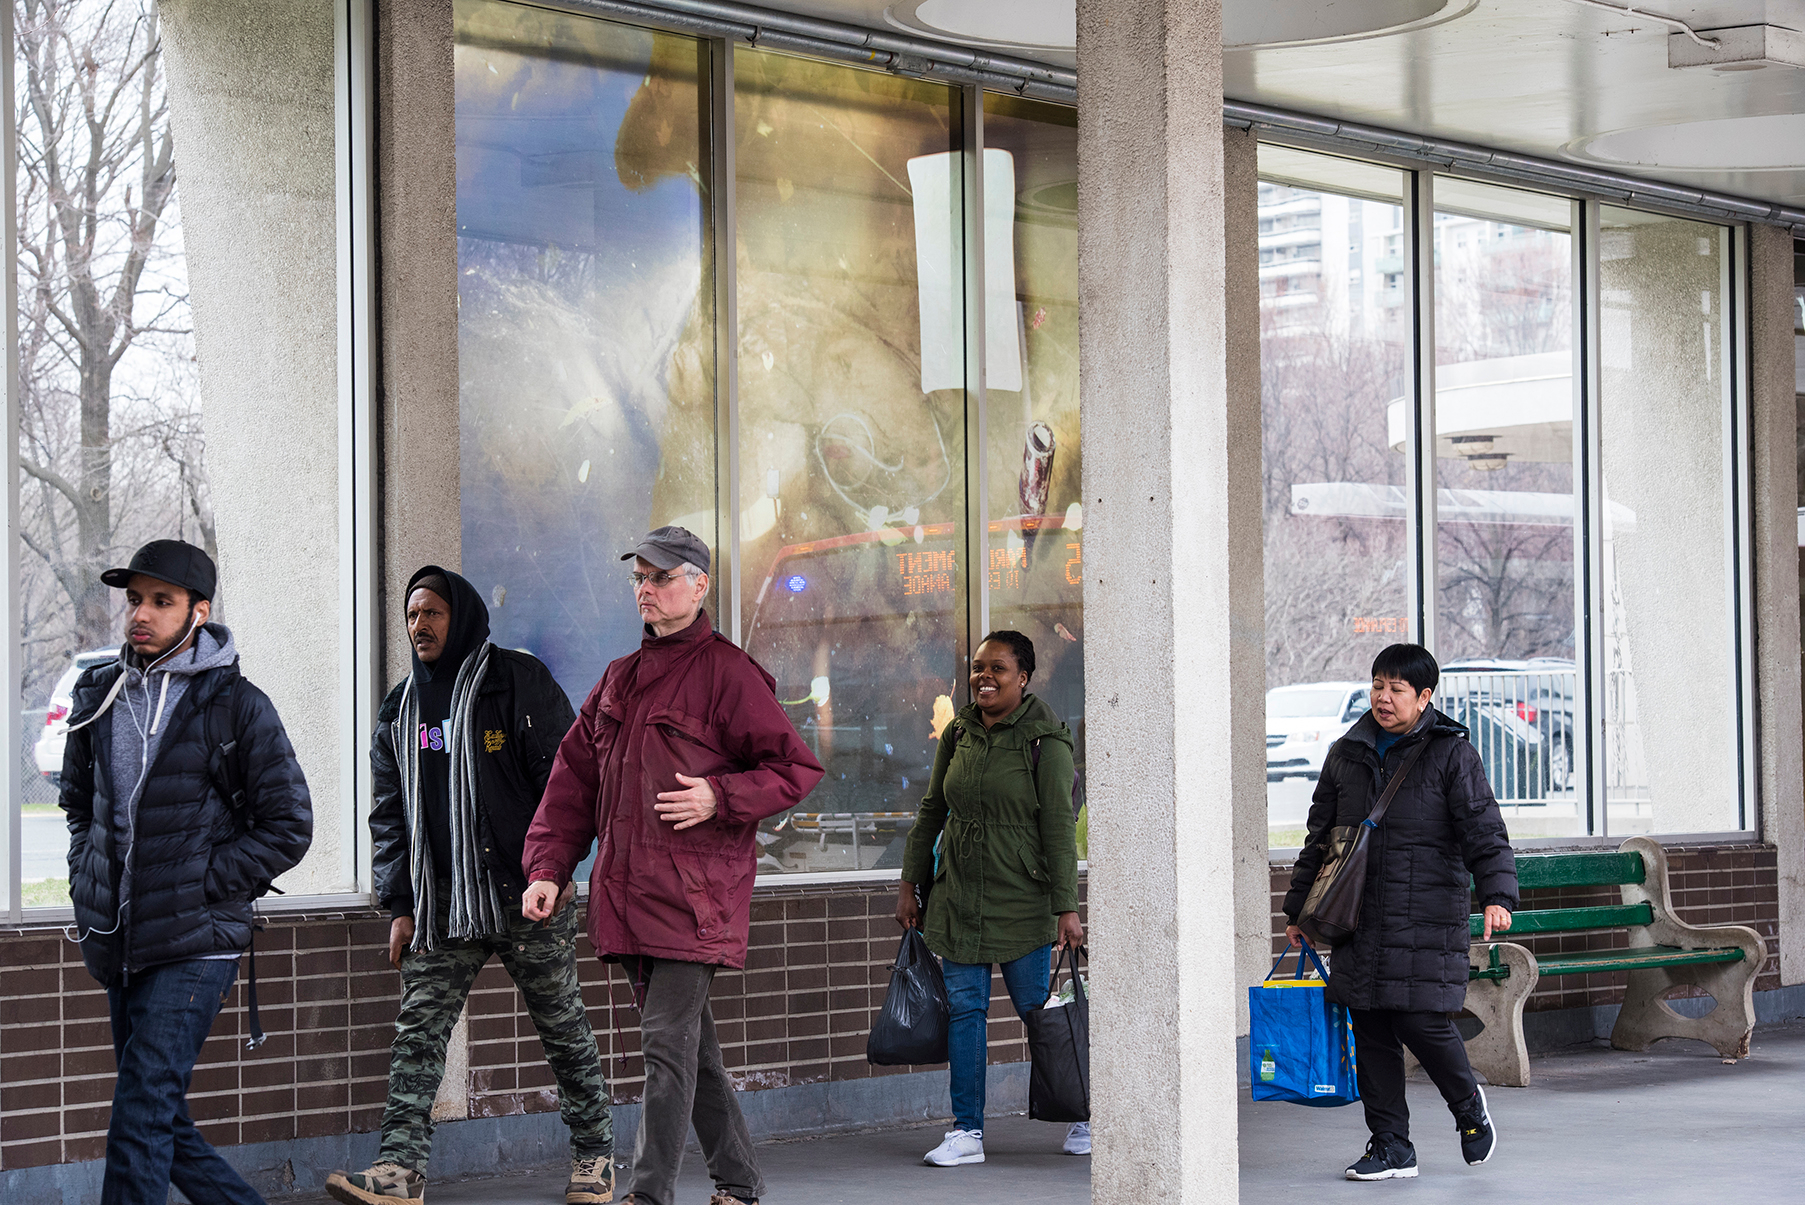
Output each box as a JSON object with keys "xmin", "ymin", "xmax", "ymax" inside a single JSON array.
[{"xmin": 204, "ymin": 678, "xmax": 249, "ymax": 831}]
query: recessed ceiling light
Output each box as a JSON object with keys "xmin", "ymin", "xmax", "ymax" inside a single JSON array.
[
  {"xmin": 1573, "ymin": 114, "xmax": 1805, "ymax": 171},
  {"xmin": 883, "ymin": 0, "xmax": 1476, "ymax": 53}
]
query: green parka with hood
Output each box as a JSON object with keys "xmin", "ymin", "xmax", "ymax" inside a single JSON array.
[{"xmin": 901, "ymin": 693, "xmax": 1079, "ymax": 965}]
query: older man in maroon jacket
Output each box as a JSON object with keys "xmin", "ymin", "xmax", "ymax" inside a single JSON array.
[{"xmin": 522, "ymin": 526, "xmax": 823, "ymax": 1205}]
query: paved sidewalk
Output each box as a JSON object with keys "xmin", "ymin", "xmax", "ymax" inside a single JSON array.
[{"xmin": 303, "ymin": 1020, "xmax": 1805, "ymax": 1203}]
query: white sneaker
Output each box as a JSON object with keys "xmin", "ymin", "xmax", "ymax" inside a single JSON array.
[
  {"xmin": 1063, "ymin": 1121, "xmax": 1092, "ymax": 1155},
  {"xmin": 923, "ymin": 1128, "xmax": 985, "ymax": 1166}
]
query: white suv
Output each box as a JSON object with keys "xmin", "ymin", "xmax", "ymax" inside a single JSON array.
[
  {"xmin": 1266, "ymin": 682, "xmax": 1371, "ymax": 780},
  {"xmin": 34, "ymin": 648, "xmax": 121, "ymax": 785}
]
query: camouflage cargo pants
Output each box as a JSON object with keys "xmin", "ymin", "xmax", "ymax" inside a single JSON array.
[{"xmin": 379, "ymin": 899, "xmax": 611, "ymax": 1172}]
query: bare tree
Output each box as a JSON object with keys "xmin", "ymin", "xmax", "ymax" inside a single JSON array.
[{"xmin": 15, "ymin": 0, "xmax": 186, "ymax": 659}]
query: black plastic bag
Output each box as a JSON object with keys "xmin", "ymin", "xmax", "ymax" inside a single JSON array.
[
  {"xmin": 1026, "ymin": 946, "xmax": 1090, "ymax": 1123},
  {"xmin": 867, "ymin": 928, "xmax": 950, "ymax": 1066}
]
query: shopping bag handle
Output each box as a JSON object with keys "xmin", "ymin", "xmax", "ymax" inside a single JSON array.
[
  {"xmin": 1046, "ymin": 943, "xmax": 1088, "ymax": 1007},
  {"xmin": 1266, "ymin": 939, "xmax": 1328, "ymax": 983}
]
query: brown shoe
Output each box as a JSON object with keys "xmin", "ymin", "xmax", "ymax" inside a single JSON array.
[{"xmin": 566, "ymin": 1155, "xmax": 615, "ymax": 1204}]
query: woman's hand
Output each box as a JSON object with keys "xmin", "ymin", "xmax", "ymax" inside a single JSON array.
[
  {"xmin": 1056, "ymin": 911, "xmax": 1085, "ymax": 951},
  {"xmin": 1285, "ymin": 924, "xmax": 1304, "ymax": 947},
  {"xmin": 1482, "ymin": 905, "xmax": 1512, "ymax": 941},
  {"xmin": 895, "ymin": 882, "xmax": 921, "ymax": 929}
]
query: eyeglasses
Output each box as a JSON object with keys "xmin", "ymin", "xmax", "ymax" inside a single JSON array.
[{"xmin": 630, "ymin": 569, "xmax": 695, "ymax": 589}]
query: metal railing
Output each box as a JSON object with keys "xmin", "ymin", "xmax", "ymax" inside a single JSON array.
[{"xmin": 1437, "ymin": 668, "xmax": 1576, "ymax": 804}]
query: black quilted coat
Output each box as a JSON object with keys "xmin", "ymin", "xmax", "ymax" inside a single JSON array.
[
  {"xmin": 1283, "ymin": 707, "xmax": 1518, "ymax": 1013},
  {"xmin": 61, "ymin": 638, "xmax": 313, "ymax": 987}
]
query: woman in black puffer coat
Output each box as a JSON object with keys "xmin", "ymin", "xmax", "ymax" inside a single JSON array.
[{"xmin": 1283, "ymin": 644, "xmax": 1517, "ymax": 1183}]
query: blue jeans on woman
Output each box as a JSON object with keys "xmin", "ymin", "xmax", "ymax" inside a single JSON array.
[
  {"xmin": 942, "ymin": 944, "xmax": 1052, "ymax": 1132},
  {"xmin": 103, "ymin": 958, "xmax": 264, "ymax": 1205}
]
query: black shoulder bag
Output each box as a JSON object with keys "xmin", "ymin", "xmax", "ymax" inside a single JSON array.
[{"xmin": 1295, "ymin": 737, "xmax": 1429, "ymax": 949}]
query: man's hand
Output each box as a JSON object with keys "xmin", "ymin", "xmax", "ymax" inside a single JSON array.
[
  {"xmin": 655, "ymin": 773, "xmax": 718, "ymax": 830},
  {"xmin": 388, "ymin": 916, "xmax": 415, "ymax": 969},
  {"xmin": 1482, "ymin": 904, "xmax": 1513, "ymax": 941},
  {"xmin": 1056, "ymin": 911, "xmax": 1084, "ymax": 952},
  {"xmin": 895, "ymin": 883, "xmax": 921, "ymax": 929},
  {"xmin": 522, "ymin": 879, "xmax": 561, "ymax": 922}
]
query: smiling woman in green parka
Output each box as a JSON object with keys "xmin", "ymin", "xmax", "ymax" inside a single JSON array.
[{"xmin": 895, "ymin": 630, "xmax": 1086, "ymax": 1168}]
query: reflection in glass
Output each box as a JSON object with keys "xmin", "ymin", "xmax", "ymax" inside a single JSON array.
[
  {"xmin": 1256, "ymin": 147, "xmax": 1407, "ymax": 848},
  {"xmin": 981, "ymin": 94, "xmax": 1084, "ymax": 853},
  {"xmin": 454, "ymin": 2, "xmax": 713, "ymax": 707},
  {"xmin": 1431, "ymin": 179, "xmax": 1575, "ymax": 824},
  {"xmin": 730, "ymin": 51, "xmax": 965, "ymax": 873},
  {"xmin": 1598, "ymin": 210, "xmax": 1739, "ymax": 835}
]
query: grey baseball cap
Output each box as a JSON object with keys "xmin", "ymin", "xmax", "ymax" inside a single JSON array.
[{"xmin": 621, "ymin": 525, "xmax": 711, "ymax": 574}]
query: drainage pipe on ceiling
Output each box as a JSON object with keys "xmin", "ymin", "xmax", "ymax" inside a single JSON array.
[
  {"xmin": 535, "ymin": 0, "xmax": 1079, "ymax": 99},
  {"xmin": 1226, "ymin": 100, "xmax": 1805, "ymax": 238},
  {"xmin": 527, "ymin": 0, "xmax": 1805, "ymax": 237}
]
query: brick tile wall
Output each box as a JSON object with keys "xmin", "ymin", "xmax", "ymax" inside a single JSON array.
[
  {"xmin": 0, "ymin": 879, "xmax": 1088, "ymax": 1173},
  {"xmin": 1266, "ymin": 844, "xmax": 1783, "ymax": 1010}
]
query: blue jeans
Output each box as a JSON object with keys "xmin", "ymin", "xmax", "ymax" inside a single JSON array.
[
  {"xmin": 942, "ymin": 945, "xmax": 1052, "ymax": 1132},
  {"xmin": 104, "ymin": 959, "xmax": 263, "ymax": 1205}
]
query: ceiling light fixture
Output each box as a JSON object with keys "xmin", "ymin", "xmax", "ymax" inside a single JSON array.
[{"xmin": 1466, "ymin": 452, "xmax": 1511, "ymax": 471}]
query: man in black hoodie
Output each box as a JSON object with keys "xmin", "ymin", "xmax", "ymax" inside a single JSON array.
[
  {"xmin": 327, "ymin": 567, "xmax": 613, "ymax": 1205},
  {"xmin": 61, "ymin": 539, "xmax": 313, "ymax": 1205}
]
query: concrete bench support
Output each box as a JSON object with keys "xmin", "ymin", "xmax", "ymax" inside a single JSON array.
[
  {"xmin": 1462, "ymin": 941, "xmax": 1537, "ymax": 1087},
  {"xmin": 1610, "ymin": 836, "xmax": 1766, "ymax": 1059}
]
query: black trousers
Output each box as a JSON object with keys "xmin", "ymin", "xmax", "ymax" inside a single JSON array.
[{"xmin": 1350, "ymin": 1008, "xmax": 1479, "ymax": 1141}]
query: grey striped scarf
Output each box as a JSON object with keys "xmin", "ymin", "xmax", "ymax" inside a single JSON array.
[{"xmin": 395, "ymin": 641, "xmax": 506, "ymax": 951}]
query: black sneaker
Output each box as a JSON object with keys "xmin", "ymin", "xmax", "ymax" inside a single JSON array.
[
  {"xmin": 1453, "ymin": 1085, "xmax": 1497, "ymax": 1165},
  {"xmin": 1345, "ymin": 1133, "xmax": 1419, "ymax": 1181}
]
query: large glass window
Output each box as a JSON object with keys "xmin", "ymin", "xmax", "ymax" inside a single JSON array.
[
  {"xmin": 14, "ymin": 1, "xmax": 205, "ymax": 908},
  {"xmin": 1597, "ymin": 209, "xmax": 1740, "ymax": 835},
  {"xmin": 455, "ymin": 1, "xmax": 715, "ymax": 710},
  {"xmin": 1257, "ymin": 147, "xmax": 1408, "ymax": 848},
  {"xmin": 980, "ymin": 94, "xmax": 1083, "ymax": 852},
  {"xmin": 1431, "ymin": 179, "xmax": 1577, "ymax": 829},
  {"xmin": 732, "ymin": 50, "xmax": 965, "ymax": 873}
]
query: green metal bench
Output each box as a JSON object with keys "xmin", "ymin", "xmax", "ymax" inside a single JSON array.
[{"xmin": 1459, "ymin": 836, "xmax": 1765, "ymax": 1087}]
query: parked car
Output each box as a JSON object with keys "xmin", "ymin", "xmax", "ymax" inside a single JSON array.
[
  {"xmin": 1265, "ymin": 682, "xmax": 1369, "ymax": 780},
  {"xmin": 34, "ymin": 648, "xmax": 120, "ymax": 785},
  {"xmin": 1439, "ymin": 658, "xmax": 1575, "ymax": 792}
]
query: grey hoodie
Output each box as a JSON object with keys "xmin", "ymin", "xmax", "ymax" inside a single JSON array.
[{"xmin": 108, "ymin": 622, "xmax": 239, "ymax": 916}]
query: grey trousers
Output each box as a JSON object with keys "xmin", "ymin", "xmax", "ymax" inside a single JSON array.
[{"xmin": 623, "ymin": 957, "xmax": 762, "ymax": 1205}]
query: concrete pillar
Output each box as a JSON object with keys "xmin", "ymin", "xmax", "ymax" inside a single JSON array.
[
  {"xmin": 1223, "ymin": 126, "xmax": 1270, "ymax": 1027},
  {"xmin": 159, "ymin": 1, "xmax": 346, "ymax": 893},
  {"xmin": 1079, "ymin": 1, "xmax": 1259, "ymax": 1199},
  {"xmin": 378, "ymin": 0, "xmax": 460, "ymax": 688},
  {"xmin": 1750, "ymin": 224, "xmax": 1804, "ymax": 982}
]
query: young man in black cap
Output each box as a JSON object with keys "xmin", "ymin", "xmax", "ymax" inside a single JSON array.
[
  {"xmin": 60, "ymin": 539, "xmax": 314, "ymax": 1205},
  {"xmin": 328, "ymin": 567, "xmax": 614, "ymax": 1205}
]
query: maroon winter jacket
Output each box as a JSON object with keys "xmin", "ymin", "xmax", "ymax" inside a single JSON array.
[{"xmin": 522, "ymin": 611, "xmax": 823, "ymax": 968}]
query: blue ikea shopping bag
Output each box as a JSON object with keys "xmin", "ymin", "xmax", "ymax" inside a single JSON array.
[{"xmin": 1247, "ymin": 941, "xmax": 1359, "ymax": 1106}]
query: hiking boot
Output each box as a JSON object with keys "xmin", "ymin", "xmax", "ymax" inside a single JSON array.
[
  {"xmin": 1453, "ymin": 1085, "xmax": 1497, "ymax": 1165},
  {"xmin": 923, "ymin": 1128, "xmax": 985, "ymax": 1166},
  {"xmin": 566, "ymin": 1154, "xmax": 614, "ymax": 1204},
  {"xmin": 1063, "ymin": 1121, "xmax": 1092, "ymax": 1155},
  {"xmin": 1344, "ymin": 1133, "xmax": 1418, "ymax": 1181},
  {"xmin": 325, "ymin": 1162, "xmax": 425, "ymax": 1203}
]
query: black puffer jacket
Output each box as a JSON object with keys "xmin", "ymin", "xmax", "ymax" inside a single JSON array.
[
  {"xmin": 61, "ymin": 638, "xmax": 314, "ymax": 987},
  {"xmin": 1283, "ymin": 707, "xmax": 1517, "ymax": 1013},
  {"xmin": 370, "ymin": 648, "xmax": 576, "ymax": 917}
]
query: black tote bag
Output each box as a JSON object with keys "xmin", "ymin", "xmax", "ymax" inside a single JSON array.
[
  {"xmin": 1026, "ymin": 946, "xmax": 1090, "ymax": 1123},
  {"xmin": 867, "ymin": 928, "xmax": 951, "ymax": 1065}
]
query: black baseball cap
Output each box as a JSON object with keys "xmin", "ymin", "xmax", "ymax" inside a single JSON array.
[
  {"xmin": 100, "ymin": 539, "xmax": 218, "ymax": 601},
  {"xmin": 620, "ymin": 525, "xmax": 711, "ymax": 574}
]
